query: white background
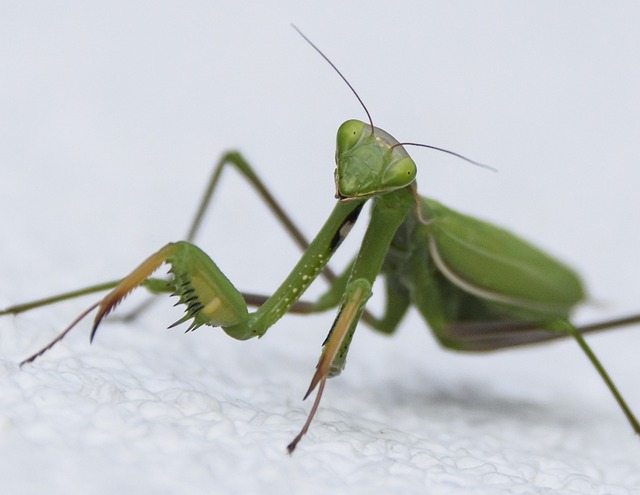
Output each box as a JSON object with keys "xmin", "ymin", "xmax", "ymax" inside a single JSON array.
[{"xmin": 1, "ymin": 2, "xmax": 640, "ymax": 494}]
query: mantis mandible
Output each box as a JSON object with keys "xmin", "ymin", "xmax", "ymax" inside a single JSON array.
[{"xmin": 2, "ymin": 27, "xmax": 640, "ymax": 453}]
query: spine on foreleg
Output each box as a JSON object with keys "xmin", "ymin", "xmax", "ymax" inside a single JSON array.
[
  {"xmin": 164, "ymin": 241, "xmax": 251, "ymax": 336},
  {"xmin": 92, "ymin": 241, "xmax": 252, "ymax": 340}
]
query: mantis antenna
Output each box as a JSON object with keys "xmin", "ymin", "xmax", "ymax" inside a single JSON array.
[
  {"xmin": 292, "ymin": 24, "xmax": 495, "ymax": 173},
  {"xmin": 291, "ymin": 24, "xmax": 375, "ymax": 131}
]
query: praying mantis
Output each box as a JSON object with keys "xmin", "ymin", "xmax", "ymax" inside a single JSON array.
[{"xmin": 2, "ymin": 27, "xmax": 640, "ymax": 453}]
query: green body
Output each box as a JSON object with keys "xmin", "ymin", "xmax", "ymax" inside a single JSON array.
[
  {"xmin": 376, "ymin": 197, "xmax": 584, "ymax": 349},
  {"xmin": 3, "ymin": 118, "xmax": 637, "ymax": 452},
  {"xmin": 2, "ymin": 29, "xmax": 637, "ymax": 451}
]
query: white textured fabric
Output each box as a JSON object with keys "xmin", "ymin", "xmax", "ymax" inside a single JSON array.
[
  {"xmin": 2, "ymin": 3, "xmax": 640, "ymax": 494},
  {"xmin": 2, "ymin": 313, "xmax": 640, "ymax": 494}
]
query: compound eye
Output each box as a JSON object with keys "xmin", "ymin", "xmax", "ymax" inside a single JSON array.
[
  {"xmin": 336, "ymin": 120, "xmax": 367, "ymax": 153},
  {"xmin": 382, "ymin": 156, "xmax": 417, "ymax": 190}
]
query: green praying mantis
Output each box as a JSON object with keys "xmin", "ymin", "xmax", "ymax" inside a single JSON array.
[{"xmin": 2, "ymin": 27, "xmax": 640, "ymax": 453}]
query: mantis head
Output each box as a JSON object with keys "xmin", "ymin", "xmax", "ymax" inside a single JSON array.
[{"xmin": 334, "ymin": 119, "xmax": 417, "ymax": 201}]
